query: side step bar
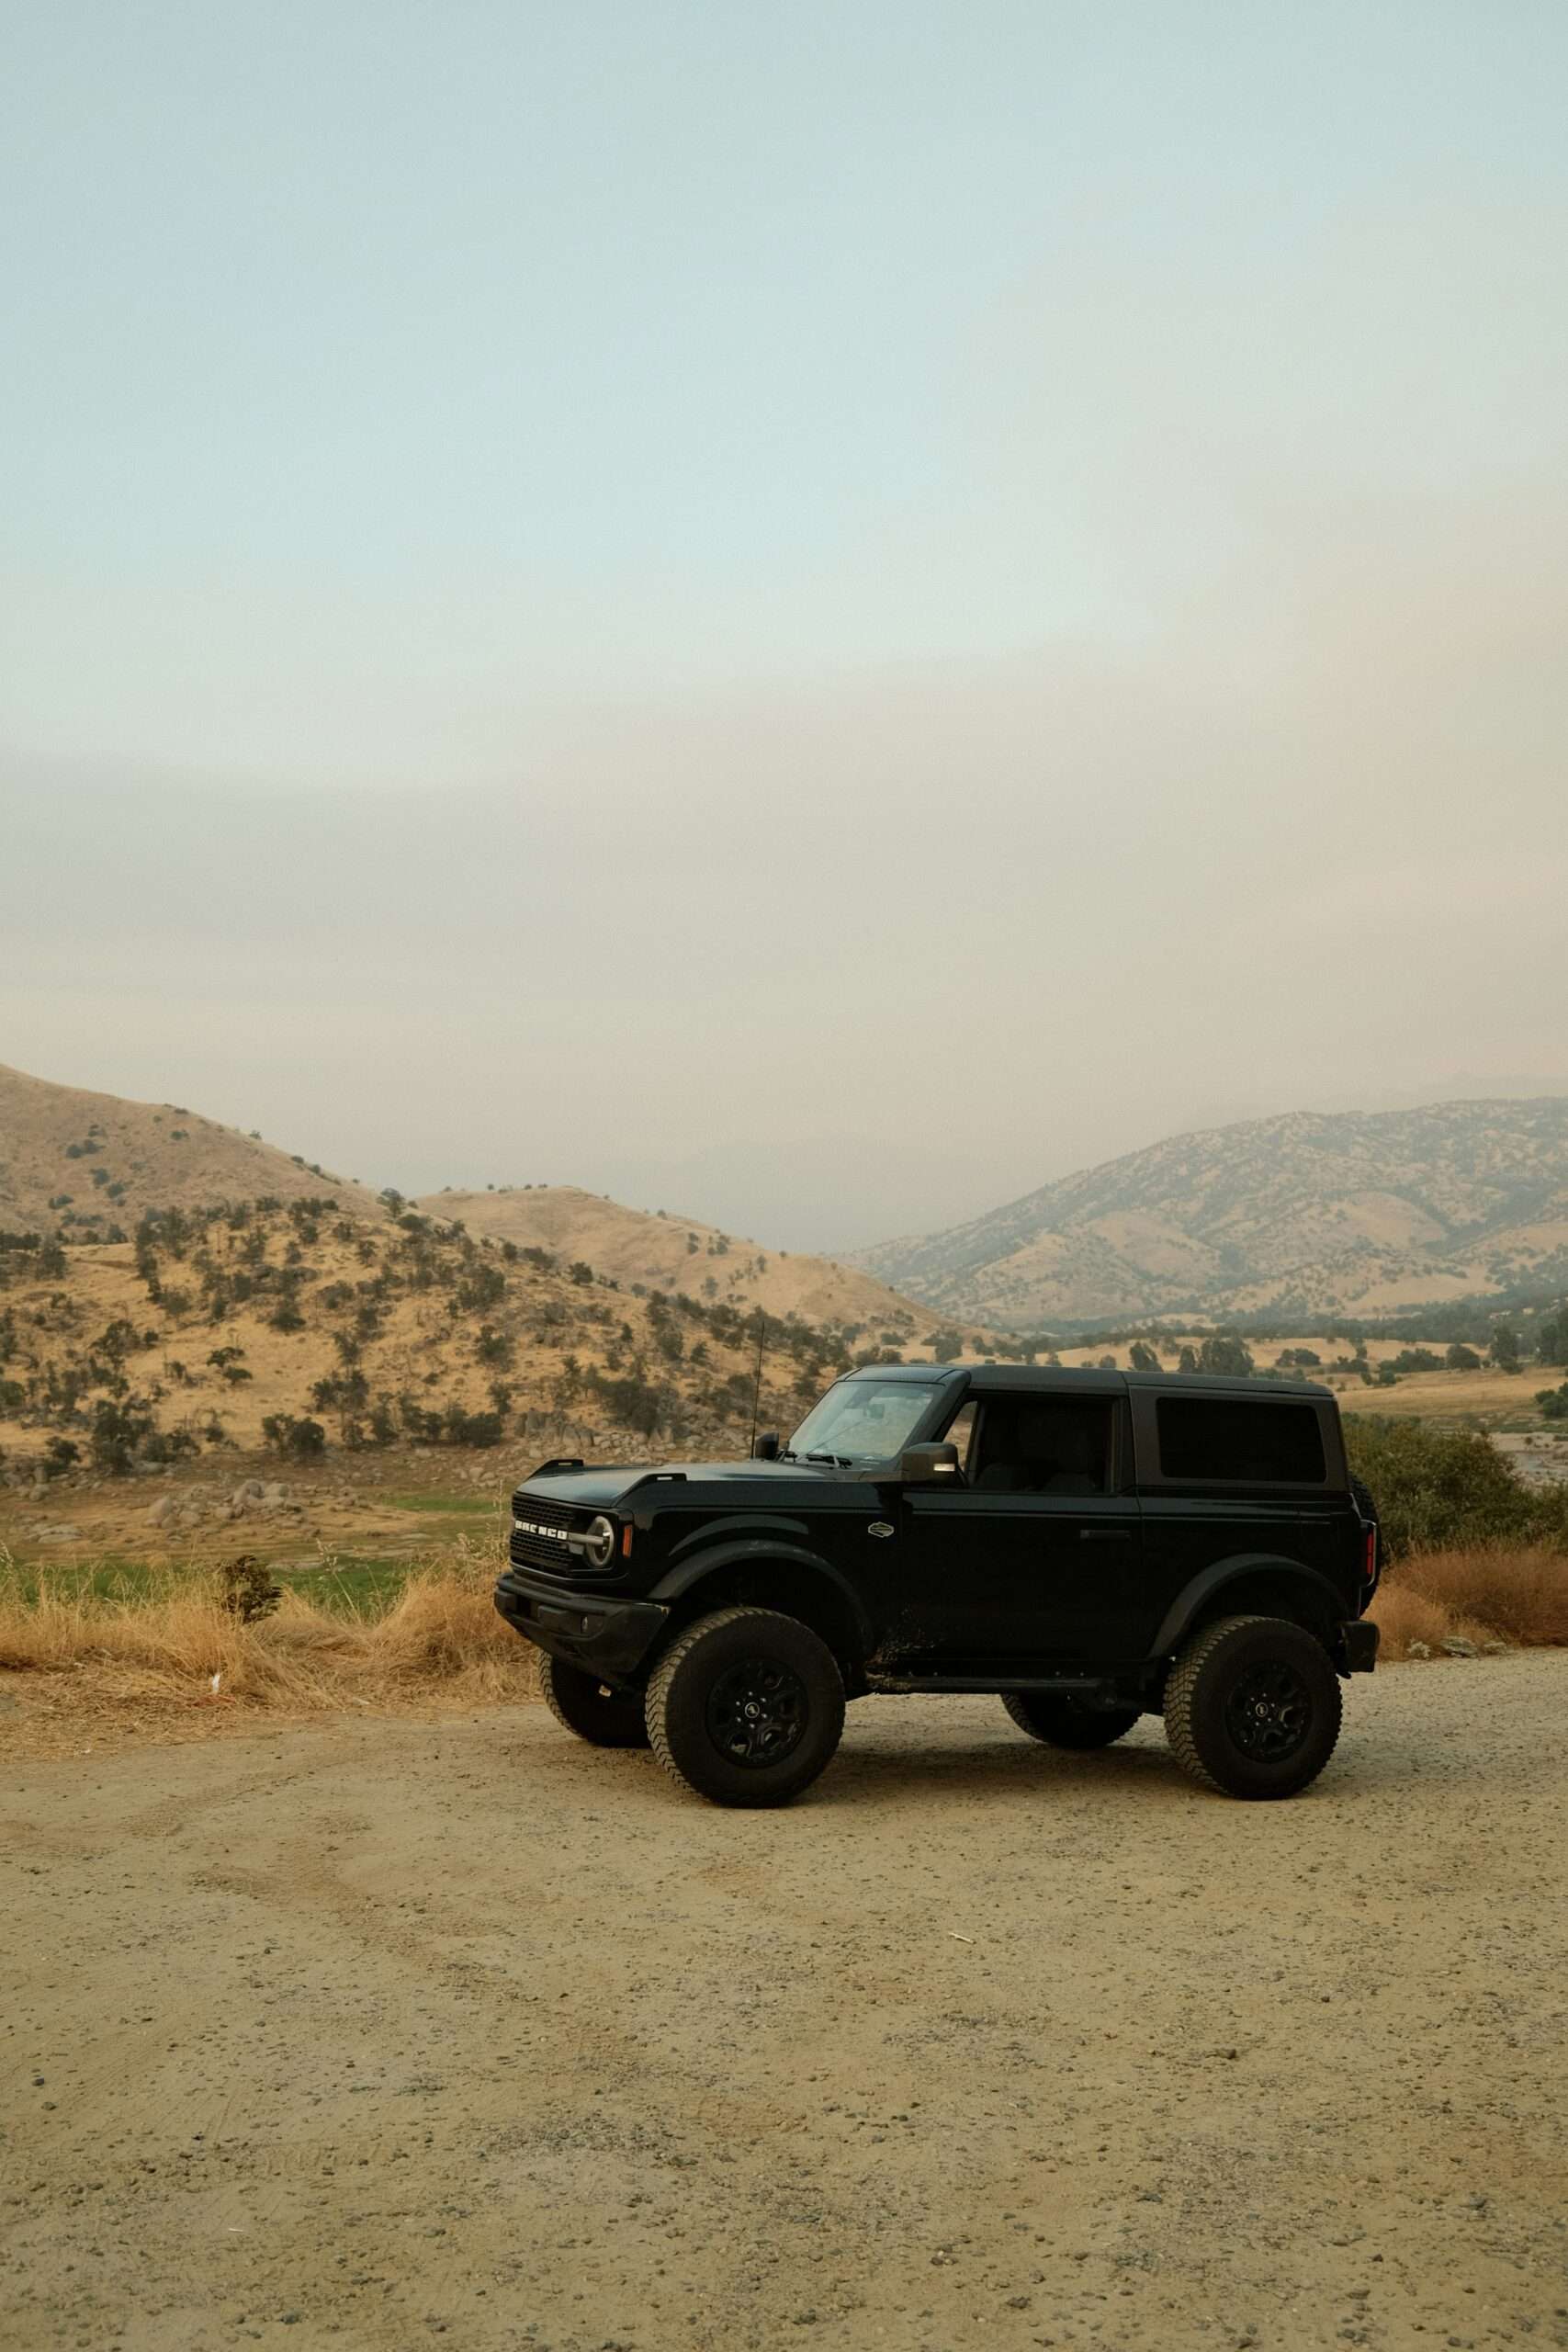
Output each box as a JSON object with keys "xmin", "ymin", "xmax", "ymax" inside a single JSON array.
[{"xmin": 867, "ymin": 1671, "xmax": 1127, "ymax": 1699}]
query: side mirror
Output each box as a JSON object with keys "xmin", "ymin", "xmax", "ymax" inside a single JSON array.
[
  {"xmin": 752, "ymin": 1430, "xmax": 781, "ymax": 1461},
  {"xmin": 899, "ymin": 1441, "xmax": 962, "ymax": 1485}
]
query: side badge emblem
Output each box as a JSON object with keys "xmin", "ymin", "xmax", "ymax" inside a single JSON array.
[{"xmin": 867, "ymin": 1521, "xmax": 895, "ymax": 1540}]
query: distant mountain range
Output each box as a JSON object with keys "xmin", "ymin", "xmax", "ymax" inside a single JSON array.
[
  {"xmin": 851, "ymin": 1101, "xmax": 1568, "ymax": 1328},
  {"xmin": 0, "ymin": 1063, "xmax": 951, "ymax": 1343},
  {"xmin": 8, "ymin": 1063, "xmax": 1568, "ymax": 1339}
]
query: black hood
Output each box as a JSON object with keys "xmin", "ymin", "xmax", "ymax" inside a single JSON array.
[{"xmin": 514, "ymin": 1457, "xmax": 855, "ymax": 1510}]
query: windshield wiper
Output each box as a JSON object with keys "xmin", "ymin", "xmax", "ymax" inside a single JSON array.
[{"xmin": 804, "ymin": 1450, "xmax": 851, "ymax": 1466}]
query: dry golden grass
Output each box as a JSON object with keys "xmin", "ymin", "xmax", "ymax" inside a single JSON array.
[
  {"xmin": 4, "ymin": 1544, "xmax": 1563, "ymax": 1740},
  {"xmin": 0, "ymin": 1547, "xmax": 538, "ymax": 1714},
  {"xmin": 1370, "ymin": 1544, "xmax": 1568, "ymax": 1659},
  {"xmin": 1337, "ymin": 1364, "xmax": 1551, "ymax": 1422}
]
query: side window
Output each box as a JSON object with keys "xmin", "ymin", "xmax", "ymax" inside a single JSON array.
[
  {"xmin": 1156, "ymin": 1397, "xmax": 1325, "ymax": 1484},
  {"xmin": 941, "ymin": 1400, "xmax": 979, "ymax": 1475},
  {"xmin": 969, "ymin": 1396, "xmax": 1112, "ymax": 1495}
]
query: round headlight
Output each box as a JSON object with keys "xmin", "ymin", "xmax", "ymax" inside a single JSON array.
[{"xmin": 581, "ymin": 1514, "xmax": 616, "ymax": 1569}]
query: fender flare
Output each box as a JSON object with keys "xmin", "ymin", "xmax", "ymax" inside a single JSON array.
[
  {"xmin": 665, "ymin": 1511, "xmax": 813, "ymax": 1562},
  {"xmin": 648, "ymin": 1536, "xmax": 875, "ymax": 1657},
  {"xmin": 1148, "ymin": 1554, "xmax": 1348, "ymax": 1660}
]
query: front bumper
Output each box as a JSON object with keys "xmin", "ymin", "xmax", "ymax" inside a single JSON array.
[
  {"xmin": 1336, "ymin": 1618, "xmax": 1380, "ymax": 1675},
  {"xmin": 493, "ymin": 1568, "xmax": 669, "ymax": 1684}
]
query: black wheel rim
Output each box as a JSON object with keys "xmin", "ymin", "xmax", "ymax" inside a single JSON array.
[
  {"xmin": 705, "ymin": 1657, "xmax": 809, "ymax": 1769},
  {"xmin": 1225, "ymin": 1659, "xmax": 1314, "ymax": 1762}
]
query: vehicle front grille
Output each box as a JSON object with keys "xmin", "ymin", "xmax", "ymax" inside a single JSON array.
[{"xmin": 508, "ymin": 1495, "xmax": 598, "ymax": 1578}]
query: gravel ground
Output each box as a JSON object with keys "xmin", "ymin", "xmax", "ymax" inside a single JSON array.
[{"xmin": 4, "ymin": 1657, "xmax": 1568, "ymax": 2352}]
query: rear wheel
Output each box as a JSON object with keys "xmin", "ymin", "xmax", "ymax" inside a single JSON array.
[
  {"xmin": 645, "ymin": 1606, "xmax": 845, "ymax": 1808},
  {"xmin": 536, "ymin": 1651, "xmax": 650, "ymax": 1748},
  {"xmin": 1163, "ymin": 1614, "xmax": 1342, "ymax": 1799},
  {"xmin": 1002, "ymin": 1693, "xmax": 1141, "ymax": 1749}
]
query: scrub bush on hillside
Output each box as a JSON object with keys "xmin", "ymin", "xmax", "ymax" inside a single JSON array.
[{"xmin": 1346, "ymin": 1418, "xmax": 1568, "ymax": 1557}]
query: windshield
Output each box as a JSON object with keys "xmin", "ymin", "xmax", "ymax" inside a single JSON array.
[{"xmin": 785, "ymin": 1379, "xmax": 940, "ymax": 1464}]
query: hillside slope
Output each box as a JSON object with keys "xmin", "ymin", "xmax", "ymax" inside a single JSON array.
[
  {"xmin": 853, "ymin": 1099, "xmax": 1568, "ymax": 1327},
  {"xmin": 0, "ymin": 1195, "xmax": 857, "ymax": 1486},
  {"xmin": 0, "ymin": 1063, "xmax": 372, "ymax": 1237},
  {"xmin": 416, "ymin": 1185, "xmax": 953, "ymax": 1340}
]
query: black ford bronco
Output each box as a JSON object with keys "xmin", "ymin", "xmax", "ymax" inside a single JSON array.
[{"xmin": 495, "ymin": 1364, "xmax": 1380, "ymax": 1808}]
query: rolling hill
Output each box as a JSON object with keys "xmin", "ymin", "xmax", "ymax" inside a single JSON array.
[
  {"xmin": 0, "ymin": 1193, "xmax": 860, "ymax": 1497},
  {"xmin": 414, "ymin": 1185, "xmax": 953, "ymax": 1342},
  {"xmin": 0, "ymin": 1068, "xmax": 966, "ymax": 1498},
  {"xmin": 852, "ymin": 1099, "xmax": 1568, "ymax": 1328},
  {"xmin": 0, "ymin": 1062, "xmax": 373, "ymax": 1236}
]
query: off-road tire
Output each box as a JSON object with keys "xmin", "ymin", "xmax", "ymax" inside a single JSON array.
[
  {"xmin": 1002, "ymin": 1693, "xmax": 1142, "ymax": 1749},
  {"xmin": 536, "ymin": 1651, "xmax": 650, "ymax": 1748},
  {"xmin": 1163, "ymin": 1613, "xmax": 1342, "ymax": 1799},
  {"xmin": 644, "ymin": 1606, "xmax": 845, "ymax": 1808},
  {"xmin": 1348, "ymin": 1474, "xmax": 1378, "ymax": 1527}
]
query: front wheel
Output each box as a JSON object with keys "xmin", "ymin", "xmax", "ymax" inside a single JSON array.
[
  {"xmin": 536, "ymin": 1651, "xmax": 650, "ymax": 1748},
  {"xmin": 1163, "ymin": 1614, "xmax": 1342, "ymax": 1799},
  {"xmin": 645, "ymin": 1606, "xmax": 845, "ymax": 1808},
  {"xmin": 1002, "ymin": 1693, "xmax": 1142, "ymax": 1749}
]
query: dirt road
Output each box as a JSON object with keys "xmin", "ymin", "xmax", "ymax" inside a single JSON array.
[{"xmin": 5, "ymin": 1658, "xmax": 1567, "ymax": 2351}]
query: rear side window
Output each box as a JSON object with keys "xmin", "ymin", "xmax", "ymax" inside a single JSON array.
[{"xmin": 1156, "ymin": 1397, "xmax": 1326, "ymax": 1484}]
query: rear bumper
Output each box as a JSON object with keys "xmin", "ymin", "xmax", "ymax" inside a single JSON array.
[
  {"xmin": 493, "ymin": 1569, "xmax": 669, "ymax": 1684},
  {"xmin": 1335, "ymin": 1617, "xmax": 1380, "ymax": 1675}
]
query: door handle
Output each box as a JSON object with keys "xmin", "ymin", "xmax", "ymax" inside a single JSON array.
[{"xmin": 1077, "ymin": 1529, "xmax": 1133, "ymax": 1543}]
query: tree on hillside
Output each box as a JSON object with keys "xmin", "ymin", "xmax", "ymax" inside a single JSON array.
[
  {"xmin": 1198, "ymin": 1332, "xmax": 1254, "ymax": 1377},
  {"xmin": 1538, "ymin": 1310, "xmax": 1568, "ymax": 1367},
  {"xmin": 261, "ymin": 1412, "xmax": 326, "ymax": 1461},
  {"xmin": 1489, "ymin": 1324, "xmax": 1521, "ymax": 1372},
  {"xmin": 1128, "ymin": 1340, "xmax": 1159, "ymax": 1372},
  {"xmin": 1445, "ymin": 1343, "xmax": 1482, "ymax": 1372}
]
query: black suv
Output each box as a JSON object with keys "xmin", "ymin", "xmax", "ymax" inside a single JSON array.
[{"xmin": 495, "ymin": 1364, "xmax": 1380, "ymax": 1808}]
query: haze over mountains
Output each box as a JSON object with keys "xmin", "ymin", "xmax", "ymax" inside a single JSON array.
[
  {"xmin": 7, "ymin": 1064, "xmax": 1568, "ymax": 1336},
  {"xmin": 853, "ymin": 1101, "xmax": 1568, "ymax": 1329}
]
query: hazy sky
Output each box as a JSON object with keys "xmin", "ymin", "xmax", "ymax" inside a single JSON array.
[{"xmin": 4, "ymin": 3, "xmax": 1566, "ymax": 1250}]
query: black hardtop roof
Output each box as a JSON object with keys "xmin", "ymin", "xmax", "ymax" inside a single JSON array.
[{"xmin": 842, "ymin": 1362, "xmax": 1333, "ymax": 1402}]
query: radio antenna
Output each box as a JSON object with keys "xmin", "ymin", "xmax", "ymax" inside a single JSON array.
[{"xmin": 748, "ymin": 1309, "xmax": 766, "ymax": 1453}]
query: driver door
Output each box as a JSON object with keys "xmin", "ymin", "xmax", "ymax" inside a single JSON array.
[{"xmin": 894, "ymin": 1390, "xmax": 1142, "ymax": 1666}]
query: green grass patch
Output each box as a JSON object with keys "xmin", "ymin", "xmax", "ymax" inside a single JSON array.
[
  {"xmin": 0, "ymin": 1552, "xmax": 415, "ymax": 1619},
  {"xmin": 283, "ymin": 1558, "xmax": 410, "ymax": 1615},
  {"xmin": 0, "ymin": 1556, "xmax": 171, "ymax": 1607}
]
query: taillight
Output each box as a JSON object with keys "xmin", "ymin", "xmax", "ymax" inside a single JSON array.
[{"xmin": 1362, "ymin": 1523, "xmax": 1379, "ymax": 1589}]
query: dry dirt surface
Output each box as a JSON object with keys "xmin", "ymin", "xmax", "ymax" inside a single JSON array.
[{"xmin": 5, "ymin": 1659, "xmax": 1568, "ymax": 2352}]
